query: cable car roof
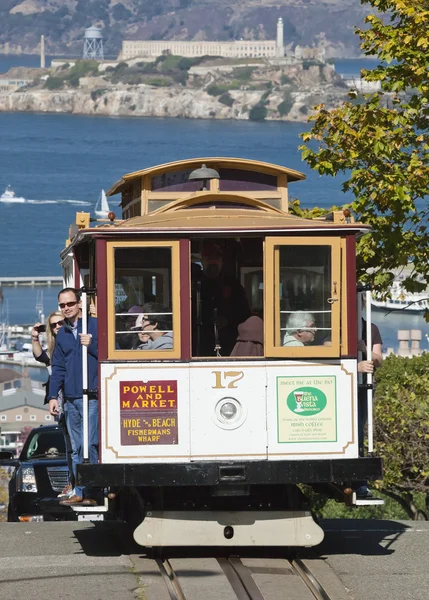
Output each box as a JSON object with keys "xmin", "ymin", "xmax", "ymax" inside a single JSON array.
[{"xmin": 106, "ymin": 157, "xmax": 306, "ymax": 197}]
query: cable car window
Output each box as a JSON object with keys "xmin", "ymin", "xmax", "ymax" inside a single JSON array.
[
  {"xmin": 218, "ymin": 169, "xmax": 277, "ymax": 191},
  {"xmin": 265, "ymin": 237, "xmax": 341, "ymax": 357},
  {"xmin": 279, "ymin": 246, "xmax": 331, "ymax": 347},
  {"xmin": 151, "ymin": 169, "xmax": 201, "ymax": 192},
  {"xmin": 107, "ymin": 242, "xmax": 181, "ymax": 359}
]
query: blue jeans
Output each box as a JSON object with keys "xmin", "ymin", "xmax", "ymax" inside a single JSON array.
[
  {"xmin": 66, "ymin": 397, "xmax": 99, "ymax": 498},
  {"xmin": 60, "ymin": 403, "xmax": 77, "ymax": 488}
]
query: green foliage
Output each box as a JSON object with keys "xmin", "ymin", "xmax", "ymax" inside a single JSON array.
[
  {"xmin": 289, "ymin": 198, "xmax": 341, "ymax": 219},
  {"xmin": 313, "ymin": 490, "xmax": 428, "ymax": 520},
  {"xmin": 373, "ymin": 353, "xmax": 429, "ymax": 495},
  {"xmin": 63, "ymin": 60, "xmax": 99, "ymax": 88},
  {"xmin": 218, "ymin": 92, "xmax": 234, "ymax": 107},
  {"xmin": 260, "ymin": 90, "xmax": 270, "ymax": 103},
  {"xmin": 207, "ymin": 83, "xmax": 239, "ymax": 96},
  {"xmin": 90, "ymin": 88, "xmax": 107, "ymax": 101},
  {"xmin": 144, "ymin": 76, "xmax": 172, "ymax": 87},
  {"xmin": 207, "ymin": 84, "xmax": 222, "ymax": 96},
  {"xmin": 0, "ymin": 467, "xmax": 9, "ymax": 518},
  {"xmin": 300, "ymin": 0, "xmax": 429, "ymax": 297},
  {"xmin": 302, "ymin": 59, "xmax": 321, "ymax": 70},
  {"xmin": 232, "ymin": 66, "xmax": 256, "ymax": 81},
  {"xmin": 44, "ymin": 77, "xmax": 63, "ymax": 90},
  {"xmin": 280, "ymin": 73, "xmax": 293, "ymax": 85},
  {"xmin": 249, "ymin": 103, "xmax": 267, "ymax": 122},
  {"xmin": 159, "ymin": 55, "xmax": 184, "ymax": 71},
  {"xmin": 299, "ymin": 104, "xmax": 309, "ymax": 115},
  {"xmin": 171, "ymin": 70, "xmax": 188, "ymax": 86},
  {"xmin": 277, "ymin": 91, "xmax": 294, "ymax": 117}
]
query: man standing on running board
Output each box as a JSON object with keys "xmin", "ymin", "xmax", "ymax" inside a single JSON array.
[{"xmin": 48, "ymin": 287, "xmax": 99, "ymax": 506}]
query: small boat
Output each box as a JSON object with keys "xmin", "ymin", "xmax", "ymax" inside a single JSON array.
[
  {"xmin": 0, "ymin": 185, "xmax": 25, "ymax": 203},
  {"xmin": 372, "ymin": 281, "xmax": 429, "ymax": 313},
  {"xmin": 95, "ymin": 189, "xmax": 110, "ymax": 217}
]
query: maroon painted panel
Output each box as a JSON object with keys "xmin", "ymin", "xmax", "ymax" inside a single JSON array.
[
  {"xmin": 346, "ymin": 235, "xmax": 357, "ymax": 357},
  {"xmin": 95, "ymin": 239, "xmax": 108, "ymax": 361},
  {"xmin": 179, "ymin": 239, "xmax": 191, "ymax": 360}
]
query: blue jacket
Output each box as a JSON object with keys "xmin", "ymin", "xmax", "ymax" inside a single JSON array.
[{"xmin": 49, "ymin": 316, "xmax": 98, "ymax": 401}]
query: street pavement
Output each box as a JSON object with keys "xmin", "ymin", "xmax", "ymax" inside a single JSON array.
[
  {"xmin": 0, "ymin": 521, "xmax": 141, "ymax": 600},
  {"xmin": 317, "ymin": 519, "xmax": 429, "ymax": 600},
  {"xmin": 0, "ymin": 519, "xmax": 428, "ymax": 600}
]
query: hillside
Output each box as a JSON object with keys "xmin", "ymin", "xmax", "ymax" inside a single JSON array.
[
  {"xmin": 0, "ymin": 54, "xmax": 350, "ymax": 121},
  {"xmin": 0, "ymin": 0, "xmax": 369, "ymax": 58}
]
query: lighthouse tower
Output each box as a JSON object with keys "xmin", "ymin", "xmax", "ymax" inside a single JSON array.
[{"xmin": 276, "ymin": 17, "xmax": 284, "ymax": 58}]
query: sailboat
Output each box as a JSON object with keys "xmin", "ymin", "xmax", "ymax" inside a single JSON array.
[{"xmin": 95, "ymin": 189, "xmax": 110, "ymax": 218}]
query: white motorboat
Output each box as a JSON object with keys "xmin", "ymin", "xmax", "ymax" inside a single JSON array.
[
  {"xmin": 372, "ymin": 280, "xmax": 429, "ymax": 312},
  {"xmin": 95, "ymin": 189, "xmax": 110, "ymax": 217},
  {"xmin": 0, "ymin": 185, "xmax": 25, "ymax": 203}
]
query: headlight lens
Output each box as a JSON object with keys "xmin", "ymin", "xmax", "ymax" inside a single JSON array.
[
  {"xmin": 17, "ymin": 466, "xmax": 38, "ymax": 493},
  {"xmin": 214, "ymin": 397, "xmax": 245, "ymax": 429},
  {"xmin": 219, "ymin": 402, "xmax": 237, "ymax": 420}
]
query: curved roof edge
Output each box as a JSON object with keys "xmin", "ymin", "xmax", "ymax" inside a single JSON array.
[{"xmin": 106, "ymin": 157, "xmax": 306, "ymax": 197}]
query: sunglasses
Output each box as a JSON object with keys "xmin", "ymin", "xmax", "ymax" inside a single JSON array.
[
  {"xmin": 59, "ymin": 301, "xmax": 78, "ymax": 309},
  {"xmin": 50, "ymin": 320, "xmax": 64, "ymax": 329}
]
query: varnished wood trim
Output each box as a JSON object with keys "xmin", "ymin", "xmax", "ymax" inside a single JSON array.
[
  {"xmin": 106, "ymin": 240, "xmax": 181, "ymax": 360},
  {"xmin": 278, "ymin": 173, "xmax": 288, "ymax": 212},
  {"xmin": 340, "ymin": 238, "xmax": 348, "ymax": 354},
  {"xmin": 146, "ymin": 191, "xmax": 283, "ymax": 200},
  {"xmin": 265, "ymin": 236, "xmax": 342, "ymax": 358},
  {"xmin": 141, "ymin": 175, "xmax": 150, "ymax": 216}
]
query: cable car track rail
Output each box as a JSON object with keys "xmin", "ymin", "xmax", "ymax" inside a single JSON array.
[{"xmin": 154, "ymin": 555, "xmax": 341, "ymax": 600}]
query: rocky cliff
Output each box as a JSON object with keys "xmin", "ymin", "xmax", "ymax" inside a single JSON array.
[
  {"xmin": 0, "ymin": 59, "xmax": 349, "ymax": 121},
  {"xmin": 0, "ymin": 82, "xmax": 347, "ymax": 122}
]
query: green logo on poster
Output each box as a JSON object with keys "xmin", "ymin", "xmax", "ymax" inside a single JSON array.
[{"xmin": 287, "ymin": 387, "xmax": 327, "ymax": 415}]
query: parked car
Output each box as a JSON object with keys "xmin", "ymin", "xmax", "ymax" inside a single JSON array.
[{"xmin": 0, "ymin": 425, "xmax": 74, "ymax": 522}]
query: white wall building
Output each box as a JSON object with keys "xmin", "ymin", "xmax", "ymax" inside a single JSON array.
[{"xmin": 120, "ymin": 19, "xmax": 285, "ymax": 60}]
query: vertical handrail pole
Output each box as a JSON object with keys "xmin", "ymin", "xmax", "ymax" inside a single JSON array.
[
  {"xmin": 357, "ymin": 293, "xmax": 363, "ymax": 384},
  {"xmin": 366, "ymin": 289, "xmax": 374, "ymax": 454},
  {"xmin": 81, "ymin": 290, "xmax": 89, "ymax": 461}
]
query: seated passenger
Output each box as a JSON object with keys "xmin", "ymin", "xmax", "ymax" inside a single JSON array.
[
  {"xmin": 283, "ymin": 312, "xmax": 316, "ymax": 346},
  {"xmin": 133, "ymin": 302, "xmax": 173, "ymax": 350},
  {"xmin": 231, "ymin": 316, "xmax": 264, "ymax": 357}
]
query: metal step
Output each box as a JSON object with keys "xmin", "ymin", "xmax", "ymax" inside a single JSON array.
[
  {"xmin": 71, "ymin": 497, "xmax": 109, "ymax": 513},
  {"xmin": 355, "ymin": 498, "xmax": 384, "ymax": 506},
  {"xmin": 353, "ymin": 491, "xmax": 384, "ymax": 506}
]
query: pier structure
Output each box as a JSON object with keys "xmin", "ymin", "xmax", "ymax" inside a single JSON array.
[{"xmin": 0, "ymin": 276, "xmax": 63, "ymax": 287}]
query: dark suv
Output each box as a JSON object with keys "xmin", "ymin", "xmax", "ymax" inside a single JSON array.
[{"xmin": 0, "ymin": 425, "xmax": 74, "ymax": 522}]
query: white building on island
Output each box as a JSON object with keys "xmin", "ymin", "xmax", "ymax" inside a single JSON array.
[{"xmin": 120, "ymin": 18, "xmax": 286, "ymax": 61}]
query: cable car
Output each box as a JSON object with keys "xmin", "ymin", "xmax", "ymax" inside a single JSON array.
[{"xmin": 62, "ymin": 157, "xmax": 383, "ymax": 547}]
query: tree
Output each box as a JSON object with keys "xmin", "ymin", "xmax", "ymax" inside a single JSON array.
[
  {"xmin": 300, "ymin": 1, "xmax": 429, "ymax": 299},
  {"xmin": 249, "ymin": 103, "xmax": 267, "ymax": 122},
  {"xmin": 372, "ymin": 353, "xmax": 429, "ymax": 519}
]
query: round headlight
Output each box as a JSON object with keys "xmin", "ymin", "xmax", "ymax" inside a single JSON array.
[
  {"xmin": 219, "ymin": 402, "xmax": 237, "ymax": 420},
  {"xmin": 213, "ymin": 397, "xmax": 246, "ymax": 430}
]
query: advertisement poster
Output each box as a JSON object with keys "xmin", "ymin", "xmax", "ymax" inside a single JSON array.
[
  {"xmin": 120, "ymin": 380, "xmax": 178, "ymax": 445},
  {"xmin": 277, "ymin": 376, "xmax": 337, "ymax": 443}
]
